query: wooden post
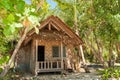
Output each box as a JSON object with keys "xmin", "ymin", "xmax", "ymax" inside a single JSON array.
[
  {"xmin": 48, "ymin": 22, "xmax": 51, "ymax": 30},
  {"xmin": 48, "ymin": 61, "xmax": 49, "ymax": 69},
  {"xmin": 30, "ymin": 40, "xmax": 34, "ymax": 74},
  {"xmin": 79, "ymin": 45, "xmax": 90, "ymax": 73},
  {"xmin": 79, "ymin": 45, "xmax": 86, "ymax": 65},
  {"xmin": 61, "ymin": 41, "xmax": 63, "ymax": 69},
  {"xmin": 51, "ymin": 61, "xmax": 52, "ymax": 69},
  {"xmin": 35, "ymin": 40, "xmax": 38, "ymax": 75}
]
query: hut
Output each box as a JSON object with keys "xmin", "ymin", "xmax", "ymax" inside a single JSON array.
[{"xmin": 16, "ymin": 15, "xmax": 83, "ymax": 75}]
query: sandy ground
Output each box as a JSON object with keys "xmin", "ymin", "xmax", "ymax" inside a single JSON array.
[
  {"xmin": 20, "ymin": 72, "xmax": 101, "ymax": 80},
  {"xmin": 1, "ymin": 64, "xmax": 103, "ymax": 80},
  {"xmin": 20, "ymin": 64, "xmax": 103, "ymax": 80}
]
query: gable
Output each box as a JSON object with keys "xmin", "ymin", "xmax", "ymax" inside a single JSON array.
[{"xmin": 24, "ymin": 15, "xmax": 83, "ymax": 45}]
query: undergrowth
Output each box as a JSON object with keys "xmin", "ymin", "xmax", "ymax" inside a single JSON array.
[{"xmin": 98, "ymin": 66, "xmax": 120, "ymax": 80}]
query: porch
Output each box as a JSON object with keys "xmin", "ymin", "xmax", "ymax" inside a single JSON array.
[
  {"xmin": 34, "ymin": 39, "xmax": 65, "ymax": 74},
  {"xmin": 35, "ymin": 60, "xmax": 64, "ymax": 73}
]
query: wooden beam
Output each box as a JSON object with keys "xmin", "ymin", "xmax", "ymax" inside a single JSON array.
[
  {"xmin": 51, "ymin": 21, "xmax": 61, "ymax": 31},
  {"xmin": 48, "ymin": 22, "xmax": 51, "ymax": 30},
  {"xmin": 51, "ymin": 19, "xmax": 74, "ymax": 38},
  {"xmin": 27, "ymin": 18, "xmax": 51, "ymax": 36},
  {"xmin": 61, "ymin": 41, "xmax": 63, "ymax": 69},
  {"xmin": 79, "ymin": 45, "xmax": 86, "ymax": 65},
  {"xmin": 35, "ymin": 40, "xmax": 38, "ymax": 75},
  {"xmin": 30, "ymin": 40, "xmax": 36, "ymax": 74}
]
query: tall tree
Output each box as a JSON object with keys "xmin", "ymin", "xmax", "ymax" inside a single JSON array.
[
  {"xmin": 53, "ymin": 0, "xmax": 120, "ymax": 67},
  {"xmin": 0, "ymin": 0, "xmax": 50, "ymax": 77}
]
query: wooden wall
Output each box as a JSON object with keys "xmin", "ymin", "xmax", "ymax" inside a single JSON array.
[
  {"xmin": 38, "ymin": 40, "xmax": 61, "ymax": 60},
  {"xmin": 16, "ymin": 42, "xmax": 31, "ymax": 72}
]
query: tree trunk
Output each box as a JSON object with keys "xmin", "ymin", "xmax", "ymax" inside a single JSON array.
[
  {"xmin": 0, "ymin": 27, "xmax": 29, "ymax": 77},
  {"xmin": 108, "ymin": 43, "xmax": 115, "ymax": 67},
  {"xmin": 73, "ymin": 0, "xmax": 87, "ymax": 72},
  {"xmin": 116, "ymin": 42, "xmax": 120, "ymax": 54},
  {"xmin": 84, "ymin": 32, "xmax": 105, "ymax": 67},
  {"xmin": 93, "ymin": 30, "xmax": 105, "ymax": 66}
]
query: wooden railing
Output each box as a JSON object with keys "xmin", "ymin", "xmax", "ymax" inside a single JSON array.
[{"xmin": 36, "ymin": 61, "xmax": 62, "ymax": 72}]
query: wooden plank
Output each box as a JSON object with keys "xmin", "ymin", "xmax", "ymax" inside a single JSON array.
[
  {"xmin": 57, "ymin": 61, "xmax": 59, "ymax": 69},
  {"xmin": 54, "ymin": 16, "xmax": 83, "ymax": 44},
  {"xmin": 48, "ymin": 61, "xmax": 49, "ymax": 69},
  {"xmin": 37, "ymin": 61, "xmax": 63, "ymax": 72},
  {"xmin": 48, "ymin": 22, "xmax": 51, "ymax": 30},
  {"xmin": 41, "ymin": 62, "xmax": 43, "ymax": 69},
  {"xmin": 27, "ymin": 18, "xmax": 51, "ymax": 36},
  {"xmin": 36, "ymin": 40, "xmax": 38, "ymax": 65},
  {"xmin": 30, "ymin": 40, "xmax": 36, "ymax": 73},
  {"xmin": 44, "ymin": 61, "xmax": 46, "ymax": 69},
  {"xmin": 51, "ymin": 19, "xmax": 73, "ymax": 38},
  {"xmin": 80, "ymin": 45, "xmax": 86, "ymax": 65},
  {"xmin": 51, "ymin": 21, "xmax": 61, "ymax": 31},
  {"xmin": 61, "ymin": 41, "xmax": 64, "ymax": 69},
  {"xmin": 51, "ymin": 61, "xmax": 52, "ymax": 69}
]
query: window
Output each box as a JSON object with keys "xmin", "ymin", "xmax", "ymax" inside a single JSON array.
[
  {"xmin": 52, "ymin": 46, "xmax": 66, "ymax": 58},
  {"xmin": 52, "ymin": 46, "xmax": 59, "ymax": 57}
]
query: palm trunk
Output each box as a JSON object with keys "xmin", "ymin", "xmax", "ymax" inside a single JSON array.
[{"xmin": 0, "ymin": 27, "xmax": 29, "ymax": 77}]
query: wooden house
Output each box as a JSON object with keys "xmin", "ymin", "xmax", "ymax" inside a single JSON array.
[{"xmin": 16, "ymin": 15, "xmax": 83, "ymax": 75}]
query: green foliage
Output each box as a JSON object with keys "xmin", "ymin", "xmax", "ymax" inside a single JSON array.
[
  {"xmin": 53, "ymin": 0, "xmax": 120, "ymax": 64},
  {"xmin": 99, "ymin": 67, "xmax": 120, "ymax": 80},
  {"xmin": 0, "ymin": 55, "xmax": 9, "ymax": 65},
  {"xmin": 0, "ymin": 0, "xmax": 50, "ymax": 69},
  {"xmin": 0, "ymin": 31, "xmax": 11, "ymax": 54},
  {"xmin": 0, "ymin": 0, "xmax": 119, "ymax": 74},
  {"xmin": 0, "ymin": 68, "xmax": 3, "ymax": 73}
]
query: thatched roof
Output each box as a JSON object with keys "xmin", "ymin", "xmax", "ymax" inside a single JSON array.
[{"xmin": 24, "ymin": 15, "xmax": 83, "ymax": 45}]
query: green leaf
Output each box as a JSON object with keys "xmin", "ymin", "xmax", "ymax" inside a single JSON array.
[
  {"xmin": 7, "ymin": 14, "xmax": 15, "ymax": 23},
  {"xmin": 1, "ymin": 0, "xmax": 11, "ymax": 10},
  {"xmin": 23, "ymin": 8, "xmax": 31, "ymax": 16},
  {"xmin": 15, "ymin": 23, "xmax": 23, "ymax": 28},
  {"xmin": 16, "ymin": 1, "xmax": 25, "ymax": 12},
  {"xmin": 3, "ymin": 18, "xmax": 8, "ymax": 24},
  {"xmin": 28, "ymin": 15, "xmax": 39, "ymax": 25},
  {"xmin": 0, "ymin": 55, "xmax": 9, "ymax": 65},
  {"xmin": 3, "ymin": 26, "xmax": 12, "ymax": 36},
  {"xmin": 11, "ymin": 22, "xmax": 23, "ymax": 28},
  {"xmin": 16, "ymin": 13, "xmax": 22, "ymax": 17},
  {"xmin": 3, "ymin": 24, "xmax": 16, "ymax": 36},
  {"xmin": 10, "ymin": 25, "xmax": 15, "ymax": 33},
  {"xmin": 31, "ymin": 8, "xmax": 35, "ymax": 12}
]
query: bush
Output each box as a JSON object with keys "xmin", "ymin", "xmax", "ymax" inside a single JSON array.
[
  {"xmin": 0, "ymin": 68, "xmax": 3, "ymax": 73},
  {"xmin": 99, "ymin": 67, "xmax": 120, "ymax": 80}
]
